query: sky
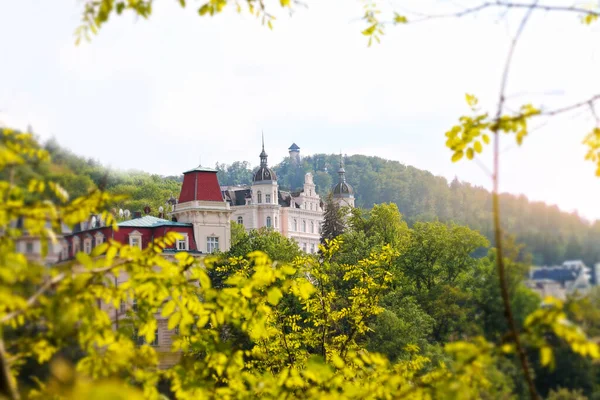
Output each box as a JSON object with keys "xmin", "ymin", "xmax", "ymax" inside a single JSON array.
[{"xmin": 1, "ymin": 0, "xmax": 599, "ymax": 221}]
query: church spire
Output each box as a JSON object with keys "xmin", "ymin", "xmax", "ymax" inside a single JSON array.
[
  {"xmin": 260, "ymin": 131, "xmax": 268, "ymax": 167},
  {"xmin": 337, "ymin": 152, "xmax": 346, "ymax": 183}
]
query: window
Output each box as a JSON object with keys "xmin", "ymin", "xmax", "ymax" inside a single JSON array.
[
  {"xmin": 84, "ymin": 239, "xmax": 92, "ymax": 254},
  {"xmin": 95, "ymin": 234, "xmax": 104, "ymax": 247},
  {"xmin": 302, "ymin": 243, "xmax": 307, "ymax": 252},
  {"xmin": 310, "ymin": 243, "xmax": 315, "ymax": 253},
  {"xmin": 176, "ymin": 233, "xmax": 188, "ymax": 251},
  {"xmin": 303, "ymin": 220, "xmax": 306, "ymax": 232},
  {"xmin": 73, "ymin": 238, "xmax": 80, "ymax": 254},
  {"xmin": 257, "ymin": 191, "xmax": 262, "ymax": 203},
  {"xmin": 266, "ymin": 217, "xmax": 272, "ymax": 228},
  {"xmin": 132, "ymin": 298, "xmax": 138, "ymax": 312},
  {"xmin": 310, "ymin": 189, "xmax": 312, "ymax": 196},
  {"xmin": 120, "ymin": 300, "xmax": 127, "ymax": 313},
  {"xmin": 275, "ymin": 216, "xmax": 278, "ymax": 228},
  {"xmin": 266, "ymin": 194, "xmax": 271, "ymax": 204},
  {"xmin": 129, "ymin": 231, "xmax": 142, "ymax": 249},
  {"xmin": 25, "ymin": 242, "xmax": 34, "ymax": 254},
  {"xmin": 310, "ymin": 203, "xmax": 313, "ymax": 210},
  {"xmin": 311, "ymin": 221, "xmax": 314, "ymax": 233},
  {"xmin": 237, "ymin": 216, "xmax": 243, "ymax": 225},
  {"xmin": 293, "ymin": 219, "xmax": 297, "ymax": 231},
  {"xmin": 207, "ymin": 237, "xmax": 219, "ymax": 253}
]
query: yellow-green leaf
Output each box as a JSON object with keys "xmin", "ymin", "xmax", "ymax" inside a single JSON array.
[{"xmin": 267, "ymin": 287, "xmax": 283, "ymax": 305}]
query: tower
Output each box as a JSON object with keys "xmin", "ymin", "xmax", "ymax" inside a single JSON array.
[
  {"xmin": 171, "ymin": 165, "xmax": 232, "ymax": 252},
  {"xmin": 251, "ymin": 134, "xmax": 280, "ymax": 229},
  {"xmin": 288, "ymin": 143, "xmax": 300, "ymax": 164},
  {"xmin": 331, "ymin": 154, "xmax": 355, "ymax": 208}
]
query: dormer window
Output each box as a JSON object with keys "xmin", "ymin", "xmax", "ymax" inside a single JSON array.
[
  {"xmin": 73, "ymin": 237, "xmax": 81, "ymax": 254},
  {"xmin": 83, "ymin": 238, "xmax": 92, "ymax": 254},
  {"xmin": 129, "ymin": 231, "xmax": 143, "ymax": 249},
  {"xmin": 176, "ymin": 232, "xmax": 189, "ymax": 251},
  {"xmin": 95, "ymin": 232, "xmax": 105, "ymax": 247}
]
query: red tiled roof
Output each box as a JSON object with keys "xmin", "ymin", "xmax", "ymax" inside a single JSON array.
[{"xmin": 179, "ymin": 170, "xmax": 224, "ymax": 203}]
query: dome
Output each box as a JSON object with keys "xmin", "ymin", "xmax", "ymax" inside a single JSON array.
[
  {"xmin": 332, "ymin": 154, "xmax": 353, "ymax": 198},
  {"xmin": 253, "ymin": 166, "xmax": 277, "ymax": 182},
  {"xmin": 253, "ymin": 133, "xmax": 277, "ymax": 182},
  {"xmin": 332, "ymin": 181, "xmax": 354, "ymax": 196}
]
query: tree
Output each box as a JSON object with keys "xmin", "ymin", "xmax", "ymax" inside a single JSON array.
[
  {"xmin": 227, "ymin": 226, "xmax": 302, "ymax": 263},
  {"xmin": 320, "ymin": 193, "xmax": 345, "ymax": 244}
]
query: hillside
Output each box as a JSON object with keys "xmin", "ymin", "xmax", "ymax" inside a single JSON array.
[{"xmin": 41, "ymin": 137, "xmax": 600, "ymax": 267}]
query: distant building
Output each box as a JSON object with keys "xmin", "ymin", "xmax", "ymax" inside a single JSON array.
[
  {"xmin": 221, "ymin": 140, "xmax": 324, "ymax": 253},
  {"xmin": 527, "ymin": 260, "xmax": 593, "ymax": 300},
  {"xmin": 288, "ymin": 142, "xmax": 300, "ymax": 164},
  {"xmin": 331, "ymin": 154, "xmax": 355, "ymax": 208}
]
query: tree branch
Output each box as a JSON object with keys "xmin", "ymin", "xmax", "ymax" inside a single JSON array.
[
  {"xmin": 491, "ymin": 2, "xmax": 540, "ymax": 399},
  {"xmin": 408, "ymin": 1, "xmax": 600, "ymax": 23}
]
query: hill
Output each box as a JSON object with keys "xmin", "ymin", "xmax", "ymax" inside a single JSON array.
[{"xmin": 37, "ymin": 136, "xmax": 600, "ymax": 267}]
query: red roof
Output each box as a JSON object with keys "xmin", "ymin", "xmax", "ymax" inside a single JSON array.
[{"xmin": 179, "ymin": 169, "xmax": 224, "ymax": 203}]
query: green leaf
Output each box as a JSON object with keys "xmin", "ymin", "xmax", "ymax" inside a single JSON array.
[
  {"xmin": 482, "ymin": 134, "xmax": 490, "ymax": 144},
  {"xmin": 394, "ymin": 13, "xmax": 407, "ymax": 24},
  {"xmin": 280, "ymin": 0, "xmax": 291, "ymax": 6},
  {"xmin": 362, "ymin": 25, "xmax": 376, "ymax": 36},
  {"xmin": 199, "ymin": 4, "xmax": 210, "ymax": 16},
  {"xmin": 267, "ymin": 287, "xmax": 283, "ymax": 305},
  {"xmin": 451, "ymin": 151, "xmax": 464, "ymax": 163},
  {"xmin": 540, "ymin": 346, "xmax": 554, "ymax": 368},
  {"xmin": 473, "ymin": 141, "xmax": 483, "ymax": 153},
  {"xmin": 466, "ymin": 148, "xmax": 474, "ymax": 160}
]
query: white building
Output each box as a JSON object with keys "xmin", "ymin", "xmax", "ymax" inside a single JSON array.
[{"xmin": 221, "ymin": 141, "xmax": 354, "ymax": 254}]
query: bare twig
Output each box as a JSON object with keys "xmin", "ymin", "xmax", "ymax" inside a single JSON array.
[
  {"xmin": 407, "ymin": 1, "xmax": 600, "ymax": 23},
  {"xmin": 491, "ymin": 2, "xmax": 540, "ymax": 399}
]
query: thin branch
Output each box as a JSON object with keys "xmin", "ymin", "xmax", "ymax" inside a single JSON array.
[
  {"xmin": 491, "ymin": 2, "xmax": 540, "ymax": 399},
  {"xmin": 0, "ymin": 337, "xmax": 19, "ymax": 400},
  {"xmin": 406, "ymin": 1, "xmax": 600, "ymax": 23},
  {"xmin": 0, "ymin": 262, "xmax": 124, "ymax": 324}
]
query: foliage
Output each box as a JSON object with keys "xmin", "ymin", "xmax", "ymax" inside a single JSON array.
[
  {"xmin": 4, "ymin": 131, "xmax": 600, "ymax": 399},
  {"xmin": 226, "ymin": 226, "xmax": 302, "ymax": 263},
  {"xmin": 320, "ymin": 193, "xmax": 346, "ymax": 244}
]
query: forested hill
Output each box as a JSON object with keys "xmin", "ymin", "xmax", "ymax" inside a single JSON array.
[{"xmin": 38, "ymin": 136, "xmax": 600, "ymax": 267}]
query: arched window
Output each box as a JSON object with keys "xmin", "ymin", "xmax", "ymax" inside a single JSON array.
[
  {"xmin": 293, "ymin": 219, "xmax": 297, "ymax": 231},
  {"xmin": 266, "ymin": 217, "xmax": 272, "ymax": 228},
  {"xmin": 311, "ymin": 221, "xmax": 314, "ymax": 233},
  {"xmin": 266, "ymin": 194, "xmax": 271, "ymax": 204},
  {"xmin": 237, "ymin": 216, "xmax": 243, "ymax": 225},
  {"xmin": 302, "ymin": 220, "xmax": 306, "ymax": 232},
  {"xmin": 257, "ymin": 191, "xmax": 262, "ymax": 203}
]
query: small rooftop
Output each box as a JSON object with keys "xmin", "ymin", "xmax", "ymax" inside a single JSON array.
[
  {"xmin": 288, "ymin": 143, "xmax": 300, "ymax": 151},
  {"xmin": 183, "ymin": 165, "xmax": 218, "ymax": 174},
  {"xmin": 118, "ymin": 215, "xmax": 192, "ymax": 228}
]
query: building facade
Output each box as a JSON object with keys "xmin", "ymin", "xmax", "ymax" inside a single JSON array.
[{"xmin": 221, "ymin": 141, "xmax": 326, "ymax": 253}]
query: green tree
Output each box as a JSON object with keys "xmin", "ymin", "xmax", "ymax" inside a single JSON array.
[{"xmin": 320, "ymin": 193, "xmax": 345, "ymax": 244}]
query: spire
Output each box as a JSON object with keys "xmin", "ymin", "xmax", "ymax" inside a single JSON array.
[
  {"xmin": 338, "ymin": 152, "xmax": 346, "ymax": 183},
  {"xmin": 259, "ymin": 131, "xmax": 268, "ymax": 167}
]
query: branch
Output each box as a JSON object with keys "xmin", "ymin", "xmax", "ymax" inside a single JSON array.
[
  {"xmin": 408, "ymin": 1, "xmax": 600, "ymax": 23},
  {"xmin": 0, "ymin": 262, "xmax": 124, "ymax": 324},
  {"xmin": 0, "ymin": 337, "xmax": 19, "ymax": 400},
  {"xmin": 491, "ymin": 2, "xmax": 540, "ymax": 399}
]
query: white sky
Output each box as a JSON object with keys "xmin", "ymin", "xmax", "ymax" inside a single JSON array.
[{"xmin": 1, "ymin": 0, "xmax": 599, "ymax": 221}]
